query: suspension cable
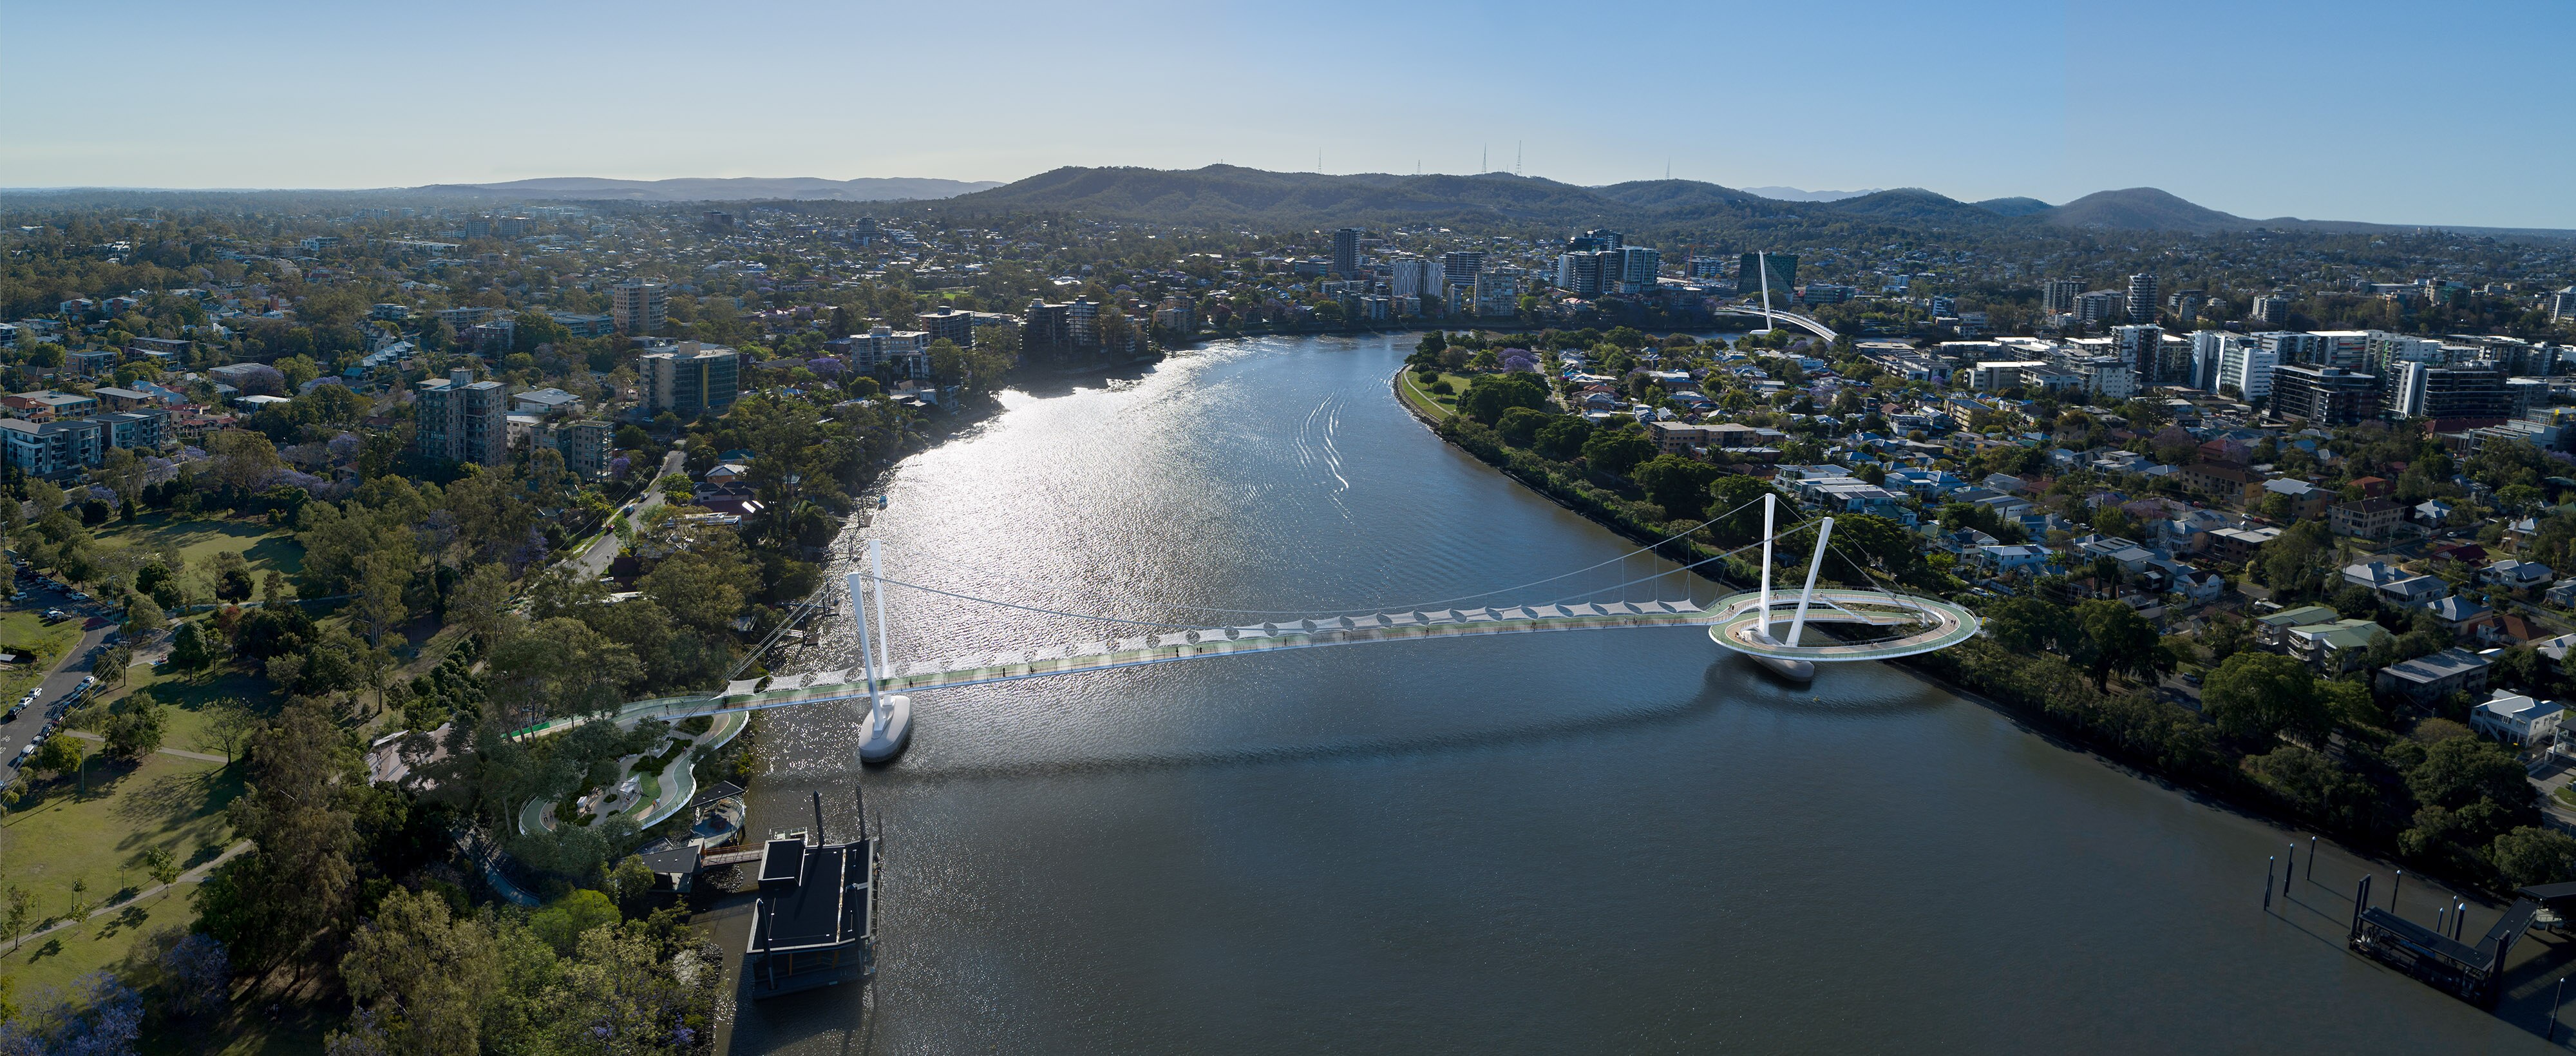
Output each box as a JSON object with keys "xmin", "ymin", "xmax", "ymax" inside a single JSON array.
[
  {"xmin": 878, "ymin": 495, "xmax": 1807, "ymax": 619},
  {"xmin": 864, "ymin": 524, "xmax": 1799, "ymax": 633}
]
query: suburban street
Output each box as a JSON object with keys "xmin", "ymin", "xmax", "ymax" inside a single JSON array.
[
  {"xmin": 0, "ymin": 575, "xmax": 120, "ymax": 784},
  {"xmin": 564, "ymin": 447, "xmax": 687, "ymax": 582}
]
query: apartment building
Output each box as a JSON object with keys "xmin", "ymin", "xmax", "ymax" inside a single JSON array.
[
  {"xmin": 611, "ymin": 278, "xmax": 668, "ymax": 336},
  {"xmin": 414, "ymin": 368, "xmax": 510, "ymax": 466},
  {"xmin": 640, "ymin": 342, "xmax": 740, "ymax": 417}
]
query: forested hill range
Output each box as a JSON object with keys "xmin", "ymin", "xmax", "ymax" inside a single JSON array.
[
  {"xmin": 6, "ymin": 164, "xmax": 2569, "ymax": 240},
  {"xmin": 417, "ymin": 176, "xmax": 1005, "ymax": 202},
  {"xmin": 923, "ymin": 165, "xmax": 2576, "ymax": 240}
]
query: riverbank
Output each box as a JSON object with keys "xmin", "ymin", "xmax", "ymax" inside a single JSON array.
[{"xmin": 1389, "ymin": 365, "xmax": 2537, "ymax": 905}]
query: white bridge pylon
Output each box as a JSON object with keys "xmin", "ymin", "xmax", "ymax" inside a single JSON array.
[{"xmin": 1709, "ymin": 493, "xmax": 1978, "ymax": 665}]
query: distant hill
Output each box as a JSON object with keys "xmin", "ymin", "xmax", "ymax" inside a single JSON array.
[
  {"xmin": 941, "ymin": 165, "xmax": 1655, "ymax": 226},
  {"xmin": 1817, "ymin": 188, "xmax": 2009, "ymax": 226},
  {"xmin": 9, "ymin": 168, "xmax": 2566, "ymax": 237},
  {"xmin": 2040, "ymin": 187, "xmax": 2256, "ymax": 234},
  {"xmin": 418, "ymin": 176, "xmax": 1003, "ymax": 202},
  {"xmin": 1972, "ymin": 196, "xmax": 2052, "ymax": 217},
  {"xmin": 1742, "ymin": 186, "xmax": 1881, "ymax": 202},
  {"xmin": 1589, "ymin": 178, "xmax": 1769, "ymax": 212},
  {"xmin": 800, "ymin": 166, "xmax": 2574, "ymax": 240}
]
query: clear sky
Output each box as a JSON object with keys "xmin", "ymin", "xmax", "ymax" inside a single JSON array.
[{"xmin": 5, "ymin": 0, "xmax": 2571, "ymax": 227}]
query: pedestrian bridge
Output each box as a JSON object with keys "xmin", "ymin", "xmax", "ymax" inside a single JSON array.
[{"xmin": 507, "ymin": 497, "xmax": 1976, "ymax": 742}]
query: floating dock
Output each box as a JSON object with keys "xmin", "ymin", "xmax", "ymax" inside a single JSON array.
[{"xmin": 744, "ymin": 796, "xmax": 880, "ymax": 999}]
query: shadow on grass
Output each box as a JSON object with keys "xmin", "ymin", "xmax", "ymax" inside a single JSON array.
[{"xmin": 93, "ymin": 903, "xmax": 149, "ymax": 942}]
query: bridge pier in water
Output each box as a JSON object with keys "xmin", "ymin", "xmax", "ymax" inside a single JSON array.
[{"xmin": 850, "ymin": 540, "xmax": 913, "ymax": 763}]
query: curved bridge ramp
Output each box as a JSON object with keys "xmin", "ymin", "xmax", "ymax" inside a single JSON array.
[{"xmin": 1702, "ymin": 589, "xmax": 1980, "ymax": 662}]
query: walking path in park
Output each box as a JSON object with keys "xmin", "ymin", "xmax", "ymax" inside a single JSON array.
[{"xmin": 12, "ymin": 840, "xmax": 252, "ymax": 946}]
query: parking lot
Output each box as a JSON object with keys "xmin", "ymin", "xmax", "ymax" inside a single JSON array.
[{"xmin": 0, "ymin": 568, "xmax": 121, "ymax": 785}]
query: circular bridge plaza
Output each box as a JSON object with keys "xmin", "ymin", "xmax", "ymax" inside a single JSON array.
[{"xmin": 1704, "ymin": 589, "xmax": 1980, "ymax": 662}]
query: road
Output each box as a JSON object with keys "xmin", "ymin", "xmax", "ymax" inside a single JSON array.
[
  {"xmin": 564, "ymin": 447, "xmax": 687, "ymax": 581},
  {"xmin": 0, "ymin": 573, "xmax": 120, "ymax": 785}
]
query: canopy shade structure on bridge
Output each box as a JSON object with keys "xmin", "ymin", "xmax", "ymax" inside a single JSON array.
[{"xmin": 506, "ymin": 494, "xmax": 1975, "ymax": 740}]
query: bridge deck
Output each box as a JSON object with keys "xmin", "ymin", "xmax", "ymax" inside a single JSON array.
[{"xmin": 511, "ymin": 590, "xmax": 1971, "ymax": 738}]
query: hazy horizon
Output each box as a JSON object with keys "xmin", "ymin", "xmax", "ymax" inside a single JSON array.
[{"xmin": 5, "ymin": 0, "xmax": 2572, "ymax": 228}]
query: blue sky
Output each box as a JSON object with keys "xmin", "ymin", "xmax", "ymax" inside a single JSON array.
[{"xmin": 5, "ymin": 0, "xmax": 2571, "ymax": 227}]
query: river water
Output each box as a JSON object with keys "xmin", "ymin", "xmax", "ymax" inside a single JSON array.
[{"xmin": 728, "ymin": 334, "xmax": 2565, "ymax": 1053}]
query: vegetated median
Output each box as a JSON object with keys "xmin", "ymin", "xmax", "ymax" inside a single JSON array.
[{"xmin": 1399, "ymin": 361, "xmax": 2570, "ymax": 904}]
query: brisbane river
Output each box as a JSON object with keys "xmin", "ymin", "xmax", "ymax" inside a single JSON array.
[{"xmin": 727, "ymin": 334, "xmax": 2562, "ymax": 1053}]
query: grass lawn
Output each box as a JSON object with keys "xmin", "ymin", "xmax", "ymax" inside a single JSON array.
[
  {"xmin": 108, "ymin": 662, "xmax": 281, "ymax": 756},
  {"xmin": 0, "ymin": 610, "xmax": 86, "ymax": 704},
  {"xmin": 0, "ymin": 749, "xmax": 240, "ymax": 997},
  {"xmin": 1398, "ymin": 368, "xmax": 1473, "ymax": 421},
  {"xmin": 93, "ymin": 512, "xmax": 306, "ymax": 599}
]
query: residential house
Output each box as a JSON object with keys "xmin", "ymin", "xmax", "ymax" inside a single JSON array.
[
  {"xmin": 2284, "ymin": 617, "xmax": 2389, "ymax": 675},
  {"xmin": 2550, "ymin": 578, "xmax": 2576, "ymax": 609},
  {"xmin": 2259, "ymin": 478, "xmax": 2331, "ymax": 520},
  {"xmin": 2482, "ymin": 559, "xmax": 2553, "ymax": 592},
  {"xmin": 2424, "ymin": 595, "xmax": 2495, "ymax": 637},
  {"xmin": 1973, "ymin": 544, "xmax": 2052, "ymax": 575},
  {"xmin": 2374, "ymin": 648, "xmax": 2492, "ymax": 703},
  {"xmin": 1645, "ymin": 421, "xmax": 1713, "ymax": 455},
  {"xmin": 2329, "ymin": 497, "xmax": 2405, "ymax": 539},
  {"xmin": 512, "ymin": 387, "xmax": 582, "ymax": 418},
  {"xmin": 2179, "ymin": 460, "xmax": 2264, "ymax": 504},
  {"xmin": 2073, "ymin": 534, "xmax": 2156, "ymax": 575},
  {"xmin": 2470, "ymin": 690, "xmax": 2563, "ymax": 745},
  {"xmin": 2342, "ymin": 561, "xmax": 2406, "ymax": 591},
  {"xmin": 2253, "ymin": 605, "xmax": 2340, "ymax": 647},
  {"xmin": 2381, "ymin": 574, "xmax": 2452, "ymax": 607},
  {"xmin": 2207, "ymin": 526, "xmax": 2280, "ymax": 566}
]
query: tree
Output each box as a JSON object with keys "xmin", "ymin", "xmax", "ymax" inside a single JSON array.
[
  {"xmin": 1457, "ymin": 372, "xmax": 1548, "ymax": 425},
  {"xmin": 1982, "ymin": 597, "xmax": 2069, "ymax": 654},
  {"xmin": 2408, "ymin": 735, "xmax": 2536, "ymax": 814},
  {"xmin": 352, "ymin": 551, "xmax": 410, "ymax": 646},
  {"xmin": 94, "ymin": 644, "xmax": 131, "ymax": 688},
  {"xmin": 2493, "ymin": 827, "xmax": 2576, "ymax": 888},
  {"xmin": 2201, "ymin": 651, "xmax": 2325, "ymax": 744},
  {"xmin": 2202, "ymin": 616, "xmax": 2251, "ymax": 665},
  {"xmin": 3, "ymin": 885, "xmax": 30, "ymax": 952},
  {"xmin": 605, "ymin": 856, "xmax": 657, "ymax": 912},
  {"xmin": 542, "ymin": 921, "xmax": 718, "ymax": 1054},
  {"xmin": 639, "ymin": 542, "xmax": 757, "ymax": 641},
  {"xmin": 1494, "ymin": 407, "xmax": 1553, "ymax": 448},
  {"xmin": 122, "ymin": 589, "xmax": 166, "ymax": 635},
  {"xmin": 205, "ymin": 429, "xmax": 285, "ymax": 493},
  {"xmin": 1580, "ymin": 428, "xmax": 1654, "ymax": 475},
  {"xmin": 529, "ymin": 889, "xmax": 621, "ymax": 957},
  {"xmin": 449, "ymin": 562, "xmax": 514, "ymax": 646},
  {"xmin": 201, "ymin": 698, "xmax": 359, "ymax": 988},
  {"xmin": 30, "ymin": 735, "xmax": 80, "ymax": 781},
  {"xmin": 1632, "ymin": 455, "xmax": 1721, "ymax": 519},
  {"xmin": 0, "ymin": 972, "xmax": 141, "ymax": 1055},
  {"xmin": 104, "ymin": 704, "xmax": 165, "ymax": 760},
  {"xmin": 211, "ymin": 550, "xmax": 255, "ymax": 602},
  {"xmin": 2072, "ymin": 599, "xmax": 2162, "ymax": 690},
  {"xmin": 169, "ymin": 620, "xmax": 217, "ymax": 671},
  {"xmin": 1531, "ymin": 416, "xmax": 1593, "ymax": 461},
  {"xmin": 338, "ymin": 888, "xmax": 500, "ymax": 1056},
  {"xmin": 201, "ymin": 698, "xmax": 259, "ymax": 766},
  {"xmin": 486, "ymin": 619, "xmax": 644, "ymax": 725},
  {"xmin": 1705, "ymin": 476, "xmax": 1787, "ymax": 546},
  {"xmin": 144, "ymin": 846, "xmax": 181, "ymax": 896}
]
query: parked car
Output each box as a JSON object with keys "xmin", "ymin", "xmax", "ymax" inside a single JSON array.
[{"xmin": 41, "ymin": 609, "xmax": 66, "ymax": 622}]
